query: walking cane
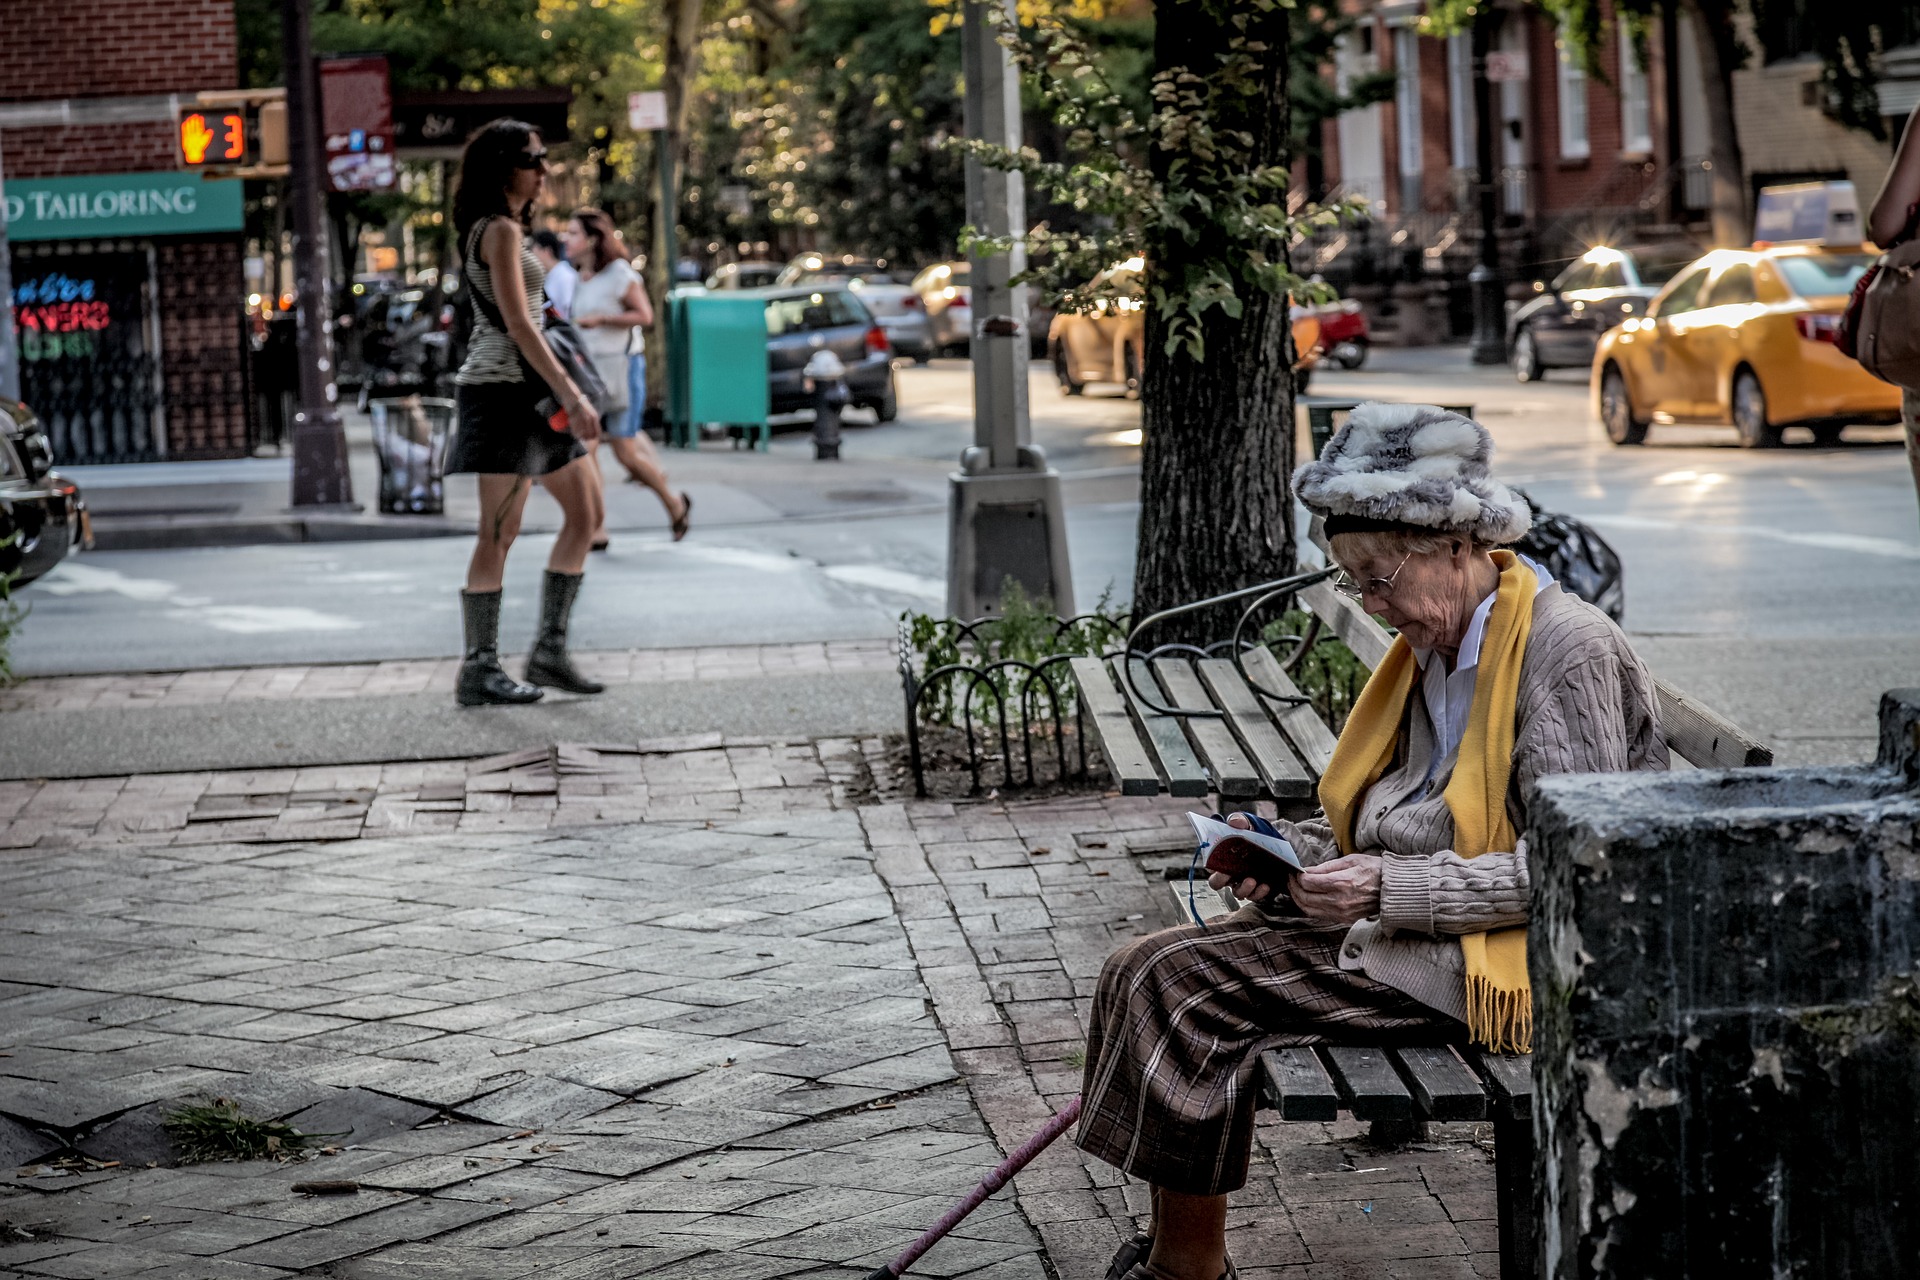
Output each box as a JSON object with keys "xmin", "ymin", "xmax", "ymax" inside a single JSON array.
[{"xmin": 863, "ymin": 1094, "xmax": 1083, "ymax": 1280}]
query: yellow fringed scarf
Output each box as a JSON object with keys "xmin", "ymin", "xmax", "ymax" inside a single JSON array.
[{"xmin": 1318, "ymin": 550, "xmax": 1535, "ymax": 1054}]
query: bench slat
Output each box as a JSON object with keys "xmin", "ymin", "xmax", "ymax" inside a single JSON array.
[
  {"xmin": 1193, "ymin": 658, "xmax": 1315, "ymax": 800},
  {"xmin": 1167, "ymin": 877, "xmax": 1232, "ymax": 926},
  {"xmin": 1067, "ymin": 657, "xmax": 1162, "ymax": 796},
  {"xmin": 1238, "ymin": 647, "xmax": 1341, "ymax": 778},
  {"xmin": 1466, "ymin": 1050, "xmax": 1533, "ymax": 1120},
  {"xmin": 1151, "ymin": 658, "xmax": 1264, "ymax": 798},
  {"xmin": 1260, "ymin": 1047, "xmax": 1341, "ymax": 1121},
  {"xmin": 1655, "ymin": 678, "xmax": 1773, "ymax": 769},
  {"xmin": 1391, "ymin": 1045, "xmax": 1488, "ymax": 1121},
  {"xmin": 1319, "ymin": 1045, "xmax": 1414, "ymax": 1121},
  {"xmin": 1116, "ymin": 657, "xmax": 1211, "ymax": 798},
  {"xmin": 1296, "ymin": 578, "xmax": 1395, "ymax": 671}
]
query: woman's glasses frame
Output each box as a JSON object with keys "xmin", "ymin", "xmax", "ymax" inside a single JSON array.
[{"xmin": 1331, "ymin": 551, "xmax": 1414, "ymax": 601}]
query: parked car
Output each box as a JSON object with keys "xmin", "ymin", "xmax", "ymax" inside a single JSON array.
[
  {"xmin": 759, "ymin": 286, "xmax": 899, "ymax": 422},
  {"xmin": 1591, "ymin": 244, "xmax": 1898, "ymax": 447},
  {"xmin": 1049, "ymin": 260, "xmax": 1322, "ymax": 396},
  {"xmin": 1508, "ymin": 245, "xmax": 1697, "ymax": 381},
  {"xmin": 707, "ymin": 260, "xmax": 784, "ymax": 290},
  {"xmin": 1315, "ymin": 298, "xmax": 1371, "ymax": 369},
  {"xmin": 778, "ymin": 255, "xmax": 934, "ymax": 363},
  {"xmin": 0, "ymin": 397, "xmax": 88, "ymax": 588}
]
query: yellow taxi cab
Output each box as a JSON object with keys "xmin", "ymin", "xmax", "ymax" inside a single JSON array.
[{"xmin": 1590, "ymin": 243, "xmax": 1897, "ymax": 447}]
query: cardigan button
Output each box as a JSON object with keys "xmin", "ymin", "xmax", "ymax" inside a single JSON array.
[{"xmin": 1343, "ymin": 942, "xmax": 1362, "ymax": 959}]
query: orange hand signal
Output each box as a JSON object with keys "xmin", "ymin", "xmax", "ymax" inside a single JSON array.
[{"xmin": 180, "ymin": 113, "xmax": 215, "ymax": 165}]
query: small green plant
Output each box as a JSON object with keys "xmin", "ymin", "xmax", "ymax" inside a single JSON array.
[
  {"xmin": 162, "ymin": 1099, "xmax": 336, "ymax": 1164},
  {"xmin": 905, "ymin": 579, "xmax": 1128, "ymax": 730},
  {"xmin": 0, "ymin": 533, "xmax": 25, "ymax": 687}
]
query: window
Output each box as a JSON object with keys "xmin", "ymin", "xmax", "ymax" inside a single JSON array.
[
  {"xmin": 1705, "ymin": 264, "xmax": 1756, "ymax": 307},
  {"xmin": 1775, "ymin": 253, "xmax": 1874, "ymax": 297},
  {"xmin": 1556, "ymin": 21, "xmax": 1590, "ymax": 160},
  {"xmin": 1589, "ymin": 261, "xmax": 1627, "ymax": 290},
  {"xmin": 1447, "ymin": 35, "xmax": 1474, "ymax": 171},
  {"xmin": 766, "ymin": 290, "xmax": 869, "ymax": 335},
  {"xmin": 1553, "ymin": 261, "xmax": 1597, "ymax": 293},
  {"xmin": 1394, "ymin": 26, "xmax": 1424, "ymax": 194},
  {"xmin": 1618, "ymin": 30, "xmax": 1652, "ymax": 154},
  {"xmin": 1652, "ymin": 267, "xmax": 1709, "ymax": 317}
]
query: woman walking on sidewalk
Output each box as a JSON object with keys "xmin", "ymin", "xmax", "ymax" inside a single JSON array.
[
  {"xmin": 445, "ymin": 119, "xmax": 606, "ymax": 707},
  {"xmin": 563, "ymin": 207, "xmax": 691, "ymax": 547}
]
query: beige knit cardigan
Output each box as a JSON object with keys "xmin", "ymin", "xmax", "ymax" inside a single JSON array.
[{"xmin": 1277, "ymin": 583, "xmax": 1668, "ymax": 1023}]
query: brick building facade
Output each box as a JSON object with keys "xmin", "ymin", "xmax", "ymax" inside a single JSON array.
[{"xmin": 2, "ymin": 0, "xmax": 252, "ymax": 462}]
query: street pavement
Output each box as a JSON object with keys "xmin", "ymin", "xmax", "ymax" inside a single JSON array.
[
  {"xmin": 0, "ymin": 734, "xmax": 1507, "ymax": 1279},
  {"xmin": 14, "ymin": 348, "xmax": 1917, "ymax": 766}
]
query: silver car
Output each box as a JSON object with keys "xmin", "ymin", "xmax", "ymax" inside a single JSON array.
[{"xmin": 778, "ymin": 255, "xmax": 933, "ymax": 362}]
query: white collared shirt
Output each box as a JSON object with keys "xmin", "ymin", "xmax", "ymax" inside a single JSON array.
[{"xmin": 1408, "ymin": 554, "xmax": 1554, "ymax": 788}]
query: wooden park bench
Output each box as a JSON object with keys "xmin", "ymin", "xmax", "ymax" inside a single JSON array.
[{"xmin": 1065, "ymin": 521, "xmax": 1772, "ymax": 1280}]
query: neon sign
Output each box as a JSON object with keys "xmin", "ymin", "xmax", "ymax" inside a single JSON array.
[{"xmin": 11, "ymin": 271, "xmax": 120, "ymax": 361}]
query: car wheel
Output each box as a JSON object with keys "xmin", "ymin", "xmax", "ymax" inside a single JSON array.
[
  {"xmin": 1600, "ymin": 366, "xmax": 1649, "ymax": 446},
  {"xmin": 1732, "ymin": 369, "xmax": 1780, "ymax": 449},
  {"xmin": 1293, "ymin": 364, "xmax": 1312, "ymax": 397},
  {"xmin": 912, "ymin": 354, "xmax": 930, "ymax": 367},
  {"xmin": 1811, "ymin": 422, "xmax": 1845, "ymax": 447},
  {"xmin": 1333, "ymin": 341, "xmax": 1367, "ymax": 370},
  {"xmin": 1121, "ymin": 344, "xmax": 1141, "ymax": 401},
  {"xmin": 873, "ymin": 374, "xmax": 899, "ymax": 423},
  {"xmin": 1053, "ymin": 342, "xmax": 1084, "ymax": 397},
  {"xmin": 1512, "ymin": 328, "xmax": 1543, "ymax": 383}
]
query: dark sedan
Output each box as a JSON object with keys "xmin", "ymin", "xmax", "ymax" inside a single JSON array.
[
  {"xmin": 1, "ymin": 397, "xmax": 89, "ymax": 588},
  {"xmin": 1508, "ymin": 245, "xmax": 1696, "ymax": 381},
  {"xmin": 761, "ymin": 287, "xmax": 898, "ymax": 422}
]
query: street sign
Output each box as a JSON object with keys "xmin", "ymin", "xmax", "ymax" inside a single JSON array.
[
  {"xmin": 629, "ymin": 91, "xmax": 669, "ymax": 132},
  {"xmin": 1485, "ymin": 51, "xmax": 1530, "ymax": 83},
  {"xmin": 321, "ymin": 55, "xmax": 396, "ymax": 192},
  {"xmin": 2, "ymin": 171, "xmax": 245, "ymax": 241},
  {"xmin": 178, "ymin": 109, "xmax": 248, "ymax": 167}
]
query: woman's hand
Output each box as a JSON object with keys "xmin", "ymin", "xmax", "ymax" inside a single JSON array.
[
  {"xmin": 567, "ymin": 395, "xmax": 602, "ymax": 444},
  {"xmin": 1207, "ymin": 812, "xmax": 1279, "ymax": 903},
  {"xmin": 574, "ymin": 314, "xmax": 601, "ymax": 329},
  {"xmin": 1292, "ymin": 854, "xmax": 1382, "ymax": 925}
]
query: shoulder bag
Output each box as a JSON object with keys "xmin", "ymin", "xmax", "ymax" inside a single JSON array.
[{"xmin": 464, "ymin": 217, "xmax": 613, "ymax": 415}]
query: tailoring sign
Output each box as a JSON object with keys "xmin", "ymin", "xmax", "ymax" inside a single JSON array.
[{"xmin": 1, "ymin": 171, "xmax": 244, "ymax": 241}]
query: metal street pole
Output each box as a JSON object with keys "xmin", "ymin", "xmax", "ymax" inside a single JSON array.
[
  {"xmin": 656, "ymin": 128, "xmax": 678, "ymax": 295},
  {"xmin": 1467, "ymin": 8, "xmax": 1507, "ymax": 365},
  {"xmin": 0, "ymin": 135, "xmax": 18, "ymax": 402},
  {"xmin": 946, "ymin": 0, "xmax": 1073, "ymax": 619},
  {"xmin": 281, "ymin": 0, "xmax": 355, "ymax": 506}
]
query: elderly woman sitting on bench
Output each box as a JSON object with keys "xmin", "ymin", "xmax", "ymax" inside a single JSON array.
[{"xmin": 1077, "ymin": 404, "xmax": 1668, "ymax": 1280}]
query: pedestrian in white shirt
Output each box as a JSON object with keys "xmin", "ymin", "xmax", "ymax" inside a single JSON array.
[
  {"xmin": 562, "ymin": 207, "xmax": 690, "ymax": 550},
  {"xmin": 529, "ymin": 229, "xmax": 576, "ymax": 319}
]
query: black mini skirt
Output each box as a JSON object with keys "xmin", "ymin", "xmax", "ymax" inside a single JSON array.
[{"xmin": 447, "ymin": 378, "xmax": 587, "ymax": 477}]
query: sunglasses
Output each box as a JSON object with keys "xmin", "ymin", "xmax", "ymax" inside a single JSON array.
[{"xmin": 513, "ymin": 150, "xmax": 549, "ymax": 170}]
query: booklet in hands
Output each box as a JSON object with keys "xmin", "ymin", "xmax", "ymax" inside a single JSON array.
[{"xmin": 1187, "ymin": 811, "xmax": 1303, "ymax": 887}]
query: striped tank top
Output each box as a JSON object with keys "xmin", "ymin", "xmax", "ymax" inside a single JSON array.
[{"xmin": 456, "ymin": 216, "xmax": 546, "ymax": 385}]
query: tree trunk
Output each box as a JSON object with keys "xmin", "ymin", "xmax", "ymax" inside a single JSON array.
[
  {"xmin": 1687, "ymin": 0, "xmax": 1749, "ymax": 248},
  {"xmin": 640, "ymin": 0, "xmax": 704, "ymax": 427},
  {"xmin": 1133, "ymin": 1, "xmax": 1297, "ymax": 643}
]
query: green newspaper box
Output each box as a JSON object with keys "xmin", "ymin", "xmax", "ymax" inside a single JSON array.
[{"xmin": 665, "ymin": 292, "xmax": 770, "ymax": 449}]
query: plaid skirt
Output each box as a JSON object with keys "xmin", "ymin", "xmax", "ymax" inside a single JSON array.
[{"xmin": 1075, "ymin": 906, "xmax": 1463, "ymax": 1196}]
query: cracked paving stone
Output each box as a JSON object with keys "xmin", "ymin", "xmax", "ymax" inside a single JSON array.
[{"xmin": 284, "ymin": 1088, "xmax": 439, "ymax": 1145}]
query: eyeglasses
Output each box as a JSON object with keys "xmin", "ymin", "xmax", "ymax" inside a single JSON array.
[
  {"xmin": 1331, "ymin": 551, "xmax": 1413, "ymax": 601},
  {"xmin": 513, "ymin": 150, "xmax": 550, "ymax": 170}
]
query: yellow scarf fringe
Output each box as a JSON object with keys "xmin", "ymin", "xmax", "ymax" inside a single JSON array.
[{"xmin": 1318, "ymin": 550, "xmax": 1536, "ymax": 1054}]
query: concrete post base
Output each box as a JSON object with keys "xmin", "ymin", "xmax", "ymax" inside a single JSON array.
[{"xmin": 945, "ymin": 452, "xmax": 1074, "ymax": 620}]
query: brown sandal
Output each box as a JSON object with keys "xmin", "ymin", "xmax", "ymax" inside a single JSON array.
[{"xmin": 670, "ymin": 491, "xmax": 692, "ymax": 542}]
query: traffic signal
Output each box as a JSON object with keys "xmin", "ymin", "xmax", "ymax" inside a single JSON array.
[{"xmin": 179, "ymin": 109, "xmax": 248, "ymax": 167}]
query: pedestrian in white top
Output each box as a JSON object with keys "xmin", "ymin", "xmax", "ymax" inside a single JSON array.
[
  {"xmin": 528, "ymin": 229, "xmax": 576, "ymax": 318},
  {"xmin": 562, "ymin": 207, "xmax": 690, "ymax": 550}
]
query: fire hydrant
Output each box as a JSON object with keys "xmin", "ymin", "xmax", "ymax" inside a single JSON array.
[{"xmin": 804, "ymin": 349, "xmax": 849, "ymax": 460}]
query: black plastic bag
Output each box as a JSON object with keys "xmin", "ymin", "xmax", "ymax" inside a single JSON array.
[{"xmin": 1512, "ymin": 489, "xmax": 1624, "ymax": 622}]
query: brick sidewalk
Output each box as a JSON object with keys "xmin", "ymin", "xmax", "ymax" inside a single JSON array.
[
  {"xmin": 0, "ymin": 739, "xmax": 1500, "ymax": 1279},
  {"xmin": 0, "ymin": 640, "xmax": 895, "ymax": 715}
]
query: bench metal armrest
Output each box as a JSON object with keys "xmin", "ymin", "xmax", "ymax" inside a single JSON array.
[{"xmin": 1119, "ymin": 566, "xmax": 1338, "ymax": 718}]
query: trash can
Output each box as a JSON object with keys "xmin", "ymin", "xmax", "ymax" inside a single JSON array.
[{"xmin": 369, "ymin": 396, "xmax": 455, "ymax": 515}]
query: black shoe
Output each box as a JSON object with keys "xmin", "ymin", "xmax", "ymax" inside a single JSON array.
[
  {"xmin": 457, "ymin": 590, "xmax": 543, "ymax": 707},
  {"xmin": 1108, "ymin": 1233, "xmax": 1152, "ymax": 1280},
  {"xmin": 525, "ymin": 570, "xmax": 605, "ymax": 695}
]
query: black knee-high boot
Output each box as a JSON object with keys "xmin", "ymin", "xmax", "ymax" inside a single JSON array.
[
  {"xmin": 525, "ymin": 570, "xmax": 605, "ymax": 694},
  {"xmin": 456, "ymin": 589, "xmax": 544, "ymax": 707}
]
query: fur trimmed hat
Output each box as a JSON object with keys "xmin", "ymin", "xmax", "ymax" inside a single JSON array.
[{"xmin": 1292, "ymin": 403, "xmax": 1532, "ymax": 545}]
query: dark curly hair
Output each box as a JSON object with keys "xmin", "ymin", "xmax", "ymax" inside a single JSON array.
[{"xmin": 451, "ymin": 118, "xmax": 541, "ymax": 247}]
